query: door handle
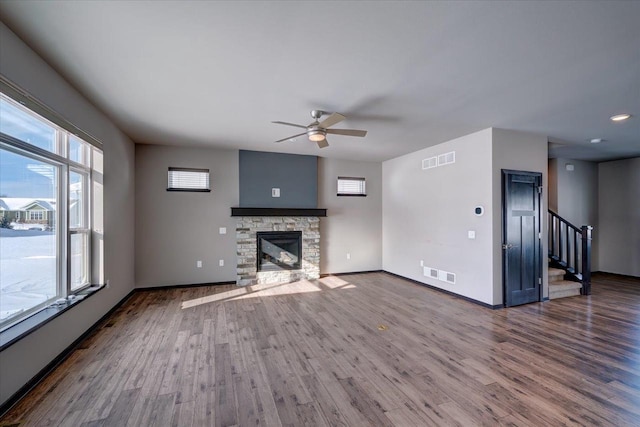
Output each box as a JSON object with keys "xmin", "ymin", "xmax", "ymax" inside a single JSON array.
[{"xmin": 502, "ymin": 243, "xmax": 518, "ymax": 250}]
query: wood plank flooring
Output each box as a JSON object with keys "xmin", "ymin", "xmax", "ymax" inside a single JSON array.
[{"xmin": 2, "ymin": 272, "xmax": 640, "ymax": 426}]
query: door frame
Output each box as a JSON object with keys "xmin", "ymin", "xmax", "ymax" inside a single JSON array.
[{"xmin": 502, "ymin": 169, "xmax": 543, "ymax": 307}]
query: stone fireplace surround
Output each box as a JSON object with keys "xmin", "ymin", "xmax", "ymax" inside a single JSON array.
[{"xmin": 235, "ymin": 216, "xmax": 321, "ymax": 286}]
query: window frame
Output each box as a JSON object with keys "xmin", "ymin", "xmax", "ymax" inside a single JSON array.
[
  {"xmin": 0, "ymin": 142, "xmax": 64, "ymax": 327},
  {"xmin": 167, "ymin": 167, "xmax": 211, "ymax": 192},
  {"xmin": 0, "ymin": 90, "xmax": 99, "ymax": 332},
  {"xmin": 337, "ymin": 176, "xmax": 367, "ymax": 197}
]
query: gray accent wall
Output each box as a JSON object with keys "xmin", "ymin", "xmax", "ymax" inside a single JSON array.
[
  {"xmin": 135, "ymin": 144, "xmax": 239, "ymax": 287},
  {"xmin": 239, "ymin": 150, "xmax": 317, "ymax": 208},
  {"xmin": 598, "ymin": 157, "xmax": 640, "ymax": 277},
  {"xmin": 318, "ymin": 158, "xmax": 382, "ymax": 273},
  {"xmin": 0, "ymin": 22, "xmax": 135, "ymax": 406}
]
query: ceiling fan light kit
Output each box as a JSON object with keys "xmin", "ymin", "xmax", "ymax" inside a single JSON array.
[
  {"xmin": 308, "ymin": 130, "xmax": 326, "ymax": 142},
  {"xmin": 273, "ymin": 110, "xmax": 367, "ymax": 149}
]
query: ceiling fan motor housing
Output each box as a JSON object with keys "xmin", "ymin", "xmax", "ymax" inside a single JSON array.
[{"xmin": 310, "ymin": 110, "xmax": 325, "ymax": 120}]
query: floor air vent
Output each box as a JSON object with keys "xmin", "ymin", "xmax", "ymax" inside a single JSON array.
[
  {"xmin": 424, "ymin": 266, "xmax": 439, "ymax": 279},
  {"xmin": 438, "ymin": 270, "xmax": 456, "ymax": 284}
]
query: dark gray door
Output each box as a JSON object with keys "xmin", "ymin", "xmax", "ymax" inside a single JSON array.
[{"xmin": 503, "ymin": 170, "xmax": 542, "ymax": 307}]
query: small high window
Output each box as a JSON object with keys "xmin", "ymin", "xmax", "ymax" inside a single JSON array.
[
  {"xmin": 337, "ymin": 176, "xmax": 366, "ymax": 197},
  {"xmin": 167, "ymin": 167, "xmax": 210, "ymax": 192}
]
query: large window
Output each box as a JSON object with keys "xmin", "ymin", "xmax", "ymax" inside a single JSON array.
[{"xmin": 0, "ymin": 92, "xmax": 102, "ymax": 330}]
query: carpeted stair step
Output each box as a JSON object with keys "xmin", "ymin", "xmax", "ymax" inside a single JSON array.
[
  {"xmin": 548, "ymin": 267, "xmax": 566, "ymax": 282},
  {"xmin": 549, "ymin": 280, "xmax": 582, "ymax": 300}
]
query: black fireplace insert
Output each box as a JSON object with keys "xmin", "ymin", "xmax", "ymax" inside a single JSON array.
[{"xmin": 257, "ymin": 231, "xmax": 302, "ymax": 271}]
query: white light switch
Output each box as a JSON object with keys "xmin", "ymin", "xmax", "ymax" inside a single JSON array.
[
  {"xmin": 219, "ymin": 227, "xmax": 226, "ymax": 234},
  {"xmin": 468, "ymin": 230, "xmax": 476, "ymax": 239},
  {"xmin": 272, "ymin": 188, "xmax": 280, "ymax": 197},
  {"xmin": 197, "ymin": 260, "xmax": 202, "ymax": 268},
  {"xmin": 219, "ymin": 259, "xmax": 224, "ymax": 267}
]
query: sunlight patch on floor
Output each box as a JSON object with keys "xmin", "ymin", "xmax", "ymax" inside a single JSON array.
[{"xmin": 181, "ymin": 276, "xmax": 356, "ymax": 309}]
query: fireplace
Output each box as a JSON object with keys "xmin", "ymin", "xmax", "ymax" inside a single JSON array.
[
  {"xmin": 235, "ymin": 216, "xmax": 320, "ymax": 286},
  {"xmin": 257, "ymin": 231, "xmax": 302, "ymax": 271}
]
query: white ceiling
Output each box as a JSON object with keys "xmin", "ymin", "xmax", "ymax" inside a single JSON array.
[{"xmin": 0, "ymin": 1, "xmax": 638, "ymax": 162}]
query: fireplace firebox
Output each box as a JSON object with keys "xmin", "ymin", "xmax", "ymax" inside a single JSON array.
[{"xmin": 257, "ymin": 231, "xmax": 302, "ymax": 272}]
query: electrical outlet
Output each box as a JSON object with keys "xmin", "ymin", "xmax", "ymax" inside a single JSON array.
[
  {"xmin": 346, "ymin": 253, "xmax": 351, "ymax": 260},
  {"xmin": 272, "ymin": 188, "xmax": 280, "ymax": 197},
  {"xmin": 197, "ymin": 260, "xmax": 202, "ymax": 268},
  {"xmin": 219, "ymin": 259, "xmax": 224, "ymax": 267},
  {"xmin": 420, "ymin": 260, "xmax": 424, "ymax": 267},
  {"xmin": 468, "ymin": 230, "xmax": 476, "ymax": 239},
  {"xmin": 219, "ymin": 227, "xmax": 226, "ymax": 234}
]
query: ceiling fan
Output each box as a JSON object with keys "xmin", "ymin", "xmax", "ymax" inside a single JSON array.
[{"xmin": 272, "ymin": 110, "xmax": 367, "ymax": 148}]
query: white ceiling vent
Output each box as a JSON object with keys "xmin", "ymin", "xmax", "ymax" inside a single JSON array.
[
  {"xmin": 437, "ymin": 151, "xmax": 455, "ymax": 166},
  {"xmin": 423, "ymin": 266, "xmax": 439, "ymax": 279},
  {"xmin": 422, "ymin": 156, "xmax": 438, "ymax": 170},
  {"xmin": 438, "ymin": 270, "xmax": 456, "ymax": 284}
]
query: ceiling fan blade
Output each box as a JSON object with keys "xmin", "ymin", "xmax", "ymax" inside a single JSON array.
[
  {"xmin": 316, "ymin": 138, "xmax": 329, "ymax": 149},
  {"xmin": 318, "ymin": 112, "xmax": 345, "ymax": 129},
  {"xmin": 272, "ymin": 121, "xmax": 307, "ymax": 129},
  {"xmin": 326, "ymin": 129, "xmax": 367, "ymax": 137},
  {"xmin": 275, "ymin": 132, "xmax": 307, "ymax": 143}
]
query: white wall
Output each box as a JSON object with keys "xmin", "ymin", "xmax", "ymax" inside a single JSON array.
[
  {"xmin": 554, "ymin": 159, "xmax": 599, "ymax": 227},
  {"xmin": 318, "ymin": 158, "xmax": 382, "ymax": 273},
  {"xmin": 547, "ymin": 157, "xmax": 599, "ymax": 269},
  {"xmin": 598, "ymin": 157, "xmax": 640, "ymax": 277},
  {"xmin": 383, "ymin": 129, "xmax": 495, "ymax": 305},
  {"xmin": 0, "ymin": 22, "xmax": 135, "ymax": 405},
  {"xmin": 135, "ymin": 144, "xmax": 239, "ymax": 287},
  {"xmin": 492, "ymin": 128, "xmax": 549, "ymax": 303}
]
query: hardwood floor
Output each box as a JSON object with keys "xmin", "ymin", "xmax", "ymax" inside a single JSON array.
[{"xmin": 2, "ymin": 272, "xmax": 640, "ymax": 426}]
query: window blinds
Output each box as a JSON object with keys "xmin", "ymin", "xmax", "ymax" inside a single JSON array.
[
  {"xmin": 337, "ymin": 177, "xmax": 366, "ymax": 196},
  {"xmin": 167, "ymin": 167, "xmax": 210, "ymax": 191}
]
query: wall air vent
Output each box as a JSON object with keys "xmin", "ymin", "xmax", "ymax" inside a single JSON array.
[
  {"xmin": 422, "ymin": 156, "xmax": 438, "ymax": 170},
  {"xmin": 437, "ymin": 151, "xmax": 455, "ymax": 166},
  {"xmin": 438, "ymin": 269, "xmax": 456, "ymax": 284},
  {"xmin": 423, "ymin": 266, "xmax": 439, "ymax": 279}
]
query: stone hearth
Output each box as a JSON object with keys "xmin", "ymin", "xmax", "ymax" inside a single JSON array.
[{"xmin": 236, "ymin": 216, "xmax": 320, "ymax": 286}]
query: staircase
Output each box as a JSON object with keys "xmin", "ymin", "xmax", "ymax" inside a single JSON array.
[
  {"xmin": 548, "ymin": 267, "xmax": 582, "ymax": 299},
  {"xmin": 547, "ymin": 210, "xmax": 593, "ymax": 300}
]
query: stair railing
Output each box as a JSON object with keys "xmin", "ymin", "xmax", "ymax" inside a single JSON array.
[{"xmin": 548, "ymin": 210, "xmax": 593, "ymax": 295}]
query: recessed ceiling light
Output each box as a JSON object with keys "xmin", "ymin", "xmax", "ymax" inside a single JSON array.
[
  {"xmin": 610, "ymin": 113, "xmax": 631, "ymax": 122},
  {"xmin": 590, "ymin": 138, "xmax": 604, "ymax": 144}
]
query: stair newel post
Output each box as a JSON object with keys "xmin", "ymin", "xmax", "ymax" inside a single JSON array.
[{"xmin": 581, "ymin": 225, "xmax": 593, "ymax": 295}]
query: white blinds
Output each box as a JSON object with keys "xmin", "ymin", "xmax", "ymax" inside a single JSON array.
[
  {"xmin": 168, "ymin": 168, "xmax": 210, "ymax": 191},
  {"xmin": 337, "ymin": 177, "xmax": 366, "ymax": 196}
]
